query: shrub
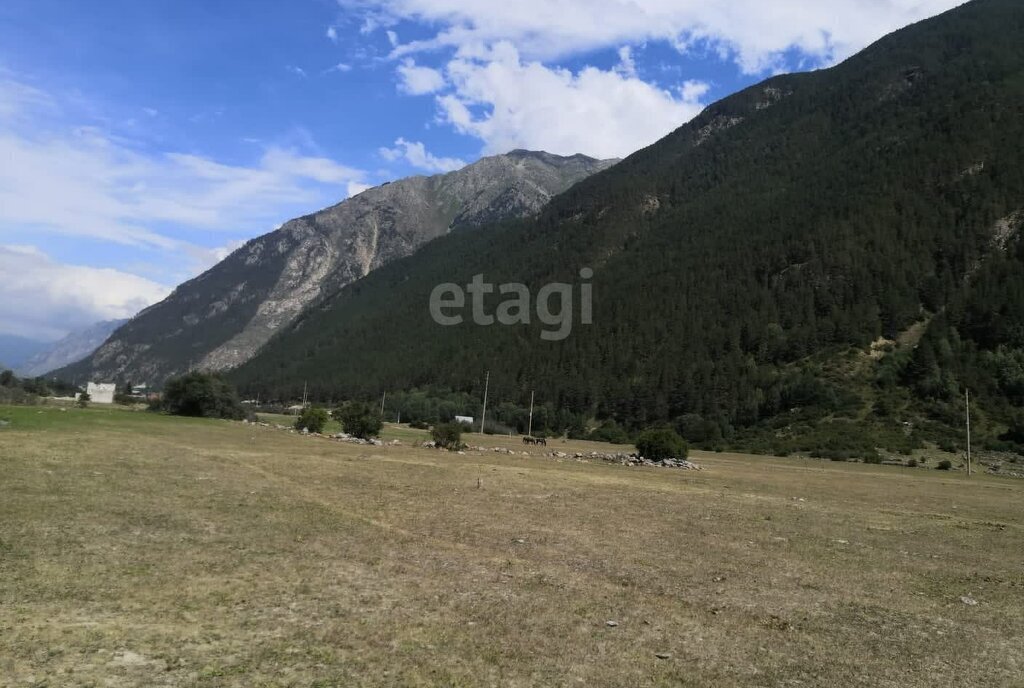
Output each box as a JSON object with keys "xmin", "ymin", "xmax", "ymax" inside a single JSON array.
[
  {"xmin": 937, "ymin": 459, "xmax": 953, "ymax": 471},
  {"xmin": 431, "ymin": 422, "xmax": 464, "ymax": 450},
  {"xmin": 906, "ymin": 458, "xmax": 919, "ymax": 468},
  {"xmin": 589, "ymin": 420, "xmax": 630, "ymax": 445},
  {"xmin": 295, "ymin": 406, "xmax": 329, "ymax": 434},
  {"xmin": 409, "ymin": 420, "xmax": 430, "ymax": 430},
  {"xmin": 636, "ymin": 428, "xmax": 688, "ymax": 461},
  {"xmin": 76, "ymin": 392, "xmax": 91, "ymax": 409},
  {"xmin": 160, "ymin": 372, "xmax": 247, "ymax": 420},
  {"xmin": 333, "ymin": 402, "xmax": 382, "ymax": 439}
]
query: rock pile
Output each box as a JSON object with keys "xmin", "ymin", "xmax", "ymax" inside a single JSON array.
[
  {"xmin": 332, "ymin": 433, "xmax": 384, "ymax": 446},
  {"xmin": 549, "ymin": 450, "xmax": 703, "ymax": 470}
]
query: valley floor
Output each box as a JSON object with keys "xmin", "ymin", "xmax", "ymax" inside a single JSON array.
[{"xmin": 1, "ymin": 406, "xmax": 1023, "ymax": 687}]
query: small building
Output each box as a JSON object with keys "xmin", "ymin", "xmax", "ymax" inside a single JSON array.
[
  {"xmin": 85, "ymin": 382, "xmax": 116, "ymax": 404},
  {"xmin": 455, "ymin": 415, "xmax": 474, "ymax": 426}
]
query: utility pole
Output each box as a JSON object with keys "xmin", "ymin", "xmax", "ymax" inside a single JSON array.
[
  {"xmin": 966, "ymin": 389, "xmax": 973, "ymax": 477},
  {"xmin": 380, "ymin": 391, "xmax": 387, "ymax": 416},
  {"xmin": 480, "ymin": 371, "xmax": 490, "ymax": 435},
  {"xmin": 302, "ymin": 381, "xmax": 308, "ymax": 408},
  {"xmin": 527, "ymin": 390, "xmax": 535, "ymax": 437}
]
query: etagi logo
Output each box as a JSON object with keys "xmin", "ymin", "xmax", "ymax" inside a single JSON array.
[{"xmin": 429, "ymin": 268, "xmax": 593, "ymax": 342}]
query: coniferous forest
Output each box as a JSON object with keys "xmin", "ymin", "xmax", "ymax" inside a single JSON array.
[{"xmin": 231, "ymin": 0, "xmax": 1024, "ymax": 458}]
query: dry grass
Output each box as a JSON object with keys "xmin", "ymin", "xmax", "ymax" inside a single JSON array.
[{"xmin": 2, "ymin": 405, "xmax": 1023, "ymax": 687}]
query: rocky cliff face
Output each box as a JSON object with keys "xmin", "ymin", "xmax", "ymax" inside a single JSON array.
[{"xmin": 59, "ymin": 150, "xmax": 616, "ymax": 384}]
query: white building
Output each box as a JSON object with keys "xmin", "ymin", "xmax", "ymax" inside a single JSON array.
[
  {"xmin": 85, "ymin": 382, "xmax": 116, "ymax": 404},
  {"xmin": 455, "ymin": 415, "xmax": 474, "ymax": 426}
]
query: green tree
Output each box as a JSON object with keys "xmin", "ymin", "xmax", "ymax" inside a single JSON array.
[
  {"xmin": 0, "ymin": 370, "xmax": 14, "ymax": 387},
  {"xmin": 76, "ymin": 391, "xmax": 91, "ymax": 408},
  {"xmin": 161, "ymin": 372, "xmax": 246, "ymax": 420},
  {"xmin": 636, "ymin": 428, "xmax": 688, "ymax": 461},
  {"xmin": 295, "ymin": 406, "xmax": 329, "ymax": 434},
  {"xmin": 431, "ymin": 422, "xmax": 464, "ymax": 450},
  {"xmin": 334, "ymin": 402, "xmax": 382, "ymax": 439}
]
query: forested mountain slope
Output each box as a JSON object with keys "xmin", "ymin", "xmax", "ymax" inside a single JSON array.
[
  {"xmin": 233, "ymin": 0, "xmax": 1024, "ymax": 456},
  {"xmin": 56, "ymin": 151, "xmax": 615, "ymax": 385}
]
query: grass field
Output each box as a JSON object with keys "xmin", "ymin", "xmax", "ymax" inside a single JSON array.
[{"xmin": 2, "ymin": 405, "xmax": 1023, "ymax": 687}]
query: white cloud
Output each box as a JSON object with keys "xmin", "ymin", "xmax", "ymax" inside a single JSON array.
[
  {"xmin": 326, "ymin": 26, "xmax": 339, "ymax": 42},
  {"xmin": 286, "ymin": 65, "xmax": 308, "ymax": 78},
  {"xmin": 396, "ymin": 58, "xmax": 446, "ymax": 94},
  {"xmin": 326, "ymin": 62, "xmax": 353, "ymax": 74},
  {"xmin": 348, "ymin": 181, "xmax": 373, "ymax": 196},
  {"xmin": 357, "ymin": 0, "xmax": 964, "ymax": 72},
  {"xmin": 0, "ymin": 77, "xmax": 366, "ymax": 248},
  {"xmin": 379, "ymin": 137, "xmax": 466, "ymax": 173},
  {"xmin": 0, "ymin": 75, "xmax": 368, "ymax": 339},
  {"xmin": 436, "ymin": 42, "xmax": 707, "ymax": 158},
  {"xmin": 360, "ymin": 1, "xmax": 962, "ymax": 159},
  {"xmin": 615, "ymin": 46, "xmax": 637, "ymax": 78},
  {"xmin": 0, "ymin": 245, "xmax": 170, "ymax": 341}
]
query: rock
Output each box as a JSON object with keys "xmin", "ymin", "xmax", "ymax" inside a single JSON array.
[
  {"xmin": 606, "ymin": 620, "xmax": 619, "ymax": 627},
  {"xmin": 655, "ymin": 653, "xmax": 672, "ymax": 660},
  {"xmin": 960, "ymin": 595, "xmax": 979, "ymax": 606}
]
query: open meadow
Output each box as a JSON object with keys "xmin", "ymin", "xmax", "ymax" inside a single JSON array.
[{"xmin": 2, "ymin": 405, "xmax": 1023, "ymax": 687}]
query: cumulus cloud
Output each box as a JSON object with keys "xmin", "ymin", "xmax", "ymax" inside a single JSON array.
[
  {"xmin": 0, "ymin": 245, "xmax": 170, "ymax": 341},
  {"xmin": 355, "ymin": 0, "xmax": 964, "ymax": 72},
  {"xmin": 367, "ymin": 1, "xmax": 963, "ymax": 159},
  {"xmin": 326, "ymin": 26, "xmax": 339, "ymax": 42},
  {"xmin": 396, "ymin": 58, "xmax": 446, "ymax": 94},
  {"xmin": 379, "ymin": 137, "xmax": 466, "ymax": 173},
  {"xmin": 436, "ymin": 42, "xmax": 707, "ymax": 158}
]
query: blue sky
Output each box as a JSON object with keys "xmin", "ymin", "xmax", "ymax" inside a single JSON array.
[{"xmin": 0, "ymin": 0, "xmax": 964, "ymax": 341}]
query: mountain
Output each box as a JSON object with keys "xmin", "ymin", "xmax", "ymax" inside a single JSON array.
[
  {"xmin": 57, "ymin": 151, "xmax": 616, "ymax": 384},
  {"xmin": 18, "ymin": 320, "xmax": 128, "ymax": 378},
  {"xmin": 231, "ymin": 0, "xmax": 1024, "ymax": 456},
  {"xmin": 0, "ymin": 334, "xmax": 49, "ymax": 375}
]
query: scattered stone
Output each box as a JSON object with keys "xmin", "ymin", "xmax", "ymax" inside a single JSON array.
[
  {"xmin": 655, "ymin": 653, "xmax": 672, "ymax": 660},
  {"xmin": 606, "ymin": 620, "xmax": 619, "ymax": 627},
  {"xmin": 960, "ymin": 595, "xmax": 979, "ymax": 606},
  {"xmin": 513, "ymin": 538, "xmax": 526, "ymax": 544}
]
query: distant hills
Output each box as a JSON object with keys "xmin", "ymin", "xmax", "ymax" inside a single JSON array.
[
  {"xmin": 57, "ymin": 151, "xmax": 616, "ymax": 385},
  {"xmin": 0, "ymin": 334, "xmax": 48, "ymax": 375},
  {"xmin": 228, "ymin": 0, "xmax": 1024, "ymax": 455},
  {"xmin": 19, "ymin": 320, "xmax": 127, "ymax": 378},
  {"xmin": 0, "ymin": 321, "xmax": 128, "ymax": 379}
]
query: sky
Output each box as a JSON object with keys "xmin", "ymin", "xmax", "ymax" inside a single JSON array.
[{"xmin": 0, "ymin": 0, "xmax": 966, "ymax": 342}]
